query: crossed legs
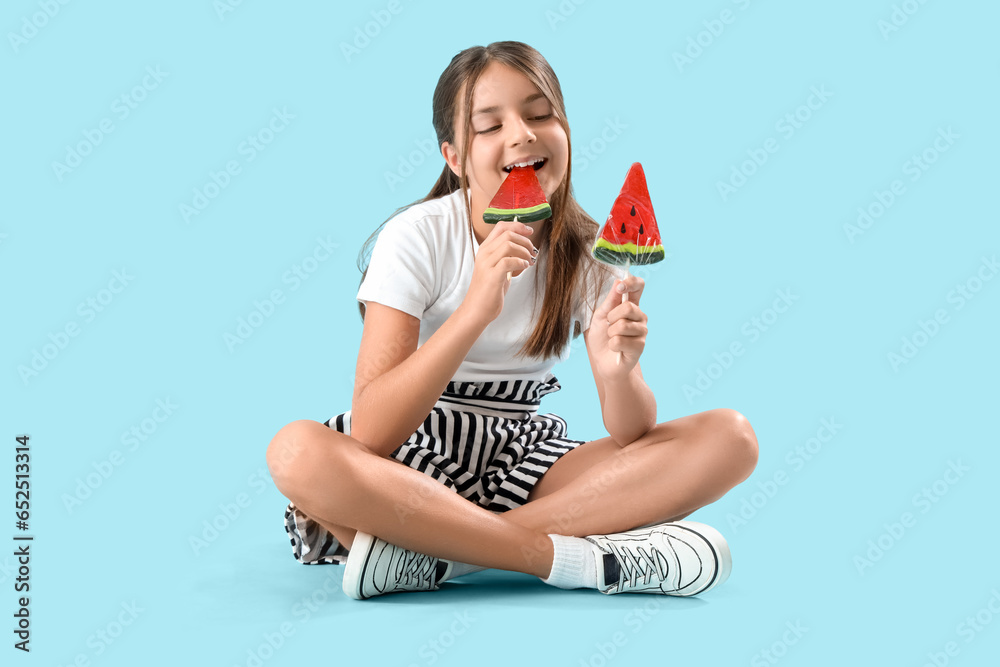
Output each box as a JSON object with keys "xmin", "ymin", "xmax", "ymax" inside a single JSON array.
[{"xmin": 266, "ymin": 408, "xmax": 758, "ymax": 579}]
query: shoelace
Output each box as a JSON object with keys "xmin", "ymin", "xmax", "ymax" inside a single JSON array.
[
  {"xmin": 608, "ymin": 541, "xmax": 673, "ymax": 593},
  {"xmin": 392, "ymin": 548, "xmax": 438, "ymax": 590}
]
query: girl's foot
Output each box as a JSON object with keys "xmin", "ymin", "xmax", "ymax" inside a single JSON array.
[
  {"xmin": 586, "ymin": 521, "xmax": 732, "ymax": 596},
  {"xmin": 342, "ymin": 531, "xmax": 451, "ymax": 600}
]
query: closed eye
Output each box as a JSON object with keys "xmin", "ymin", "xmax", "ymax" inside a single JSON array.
[{"xmin": 476, "ymin": 113, "xmax": 551, "ymax": 134}]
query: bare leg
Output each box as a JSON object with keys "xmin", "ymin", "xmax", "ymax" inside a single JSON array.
[
  {"xmin": 310, "ymin": 515, "xmax": 357, "ymax": 551},
  {"xmin": 267, "ymin": 420, "xmax": 554, "ymax": 578},
  {"xmin": 269, "ymin": 409, "xmax": 755, "ymax": 577},
  {"xmin": 502, "ymin": 408, "xmax": 758, "ymax": 543}
]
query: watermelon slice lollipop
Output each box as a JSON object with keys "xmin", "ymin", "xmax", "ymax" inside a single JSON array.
[
  {"xmin": 484, "ymin": 164, "xmax": 552, "ymax": 280},
  {"xmin": 483, "ymin": 165, "xmax": 552, "ymax": 224},
  {"xmin": 591, "ymin": 162, "xmax": 665, "ymax": 364},
  {"xmin": 592, "ymin": 162, "xmax": 664, "ymax": 266}
]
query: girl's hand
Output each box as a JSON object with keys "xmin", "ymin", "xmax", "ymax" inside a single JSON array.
[
  {"xmin": 461, "ymin": 220, "xmax": 536, "ymax": 326},
  {"xmin": 588, "ymin": 275, "xmax": 648, "ymax": 381}
]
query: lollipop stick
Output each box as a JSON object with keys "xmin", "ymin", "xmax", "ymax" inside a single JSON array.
[
  {"xmin": 506, "ymin": 215, "xmax": 519, "ymax": 282},
  {"xmin": 616, "ymin": 256, "xmax": 631, "ymax": 366}
]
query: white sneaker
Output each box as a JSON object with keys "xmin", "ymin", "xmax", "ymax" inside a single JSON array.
[
  {"xmin": 585, "ymin": 521, "xmax": 732, "ymax": 596},
  {"xmin": 342, "ymin": 531, "xmax": 452, "ymax": 600}
]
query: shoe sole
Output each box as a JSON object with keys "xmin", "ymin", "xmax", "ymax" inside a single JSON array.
[
  {"xmin": 341, "ymin": 531, "xmax": 377, "ymax": 600},
  {"xmin": 669, "ymin": 521, "xmax": 732, "ymax": 596}
]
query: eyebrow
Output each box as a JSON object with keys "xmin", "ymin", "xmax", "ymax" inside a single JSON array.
[{"xmin": 472, "ymin": 93, "xmax": 546, "ymax": 117}]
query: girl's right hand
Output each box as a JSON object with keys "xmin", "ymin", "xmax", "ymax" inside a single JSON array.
[{"xmin": 461, "ymin": 220, "xmax": 537, "ymax": 326}]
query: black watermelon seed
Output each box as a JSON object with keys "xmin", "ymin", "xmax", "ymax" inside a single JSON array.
[
  {"xmin": 620, "ymin": 223, "xmax": 626, "ymax": 234},
  {"xmin": 630, "ymin": 205, "xmax": 636, "ymax": 216},
  {"xmin": 639, "ymin": 223, "xmax": 644, "ymax": 235}
]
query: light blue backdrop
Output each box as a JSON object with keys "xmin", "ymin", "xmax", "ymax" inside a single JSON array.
[{"xmin": 5, "ymin": 1, "xmax": 998, "ymax": 665}]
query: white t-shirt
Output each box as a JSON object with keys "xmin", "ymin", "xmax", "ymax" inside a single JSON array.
[{"xmin": 357, "ymin": 189, "xmax": 624, "ymax": 382}]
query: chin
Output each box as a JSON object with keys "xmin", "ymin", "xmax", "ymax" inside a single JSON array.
[{"xmin": 541, "ymin": 175, "xmax": 564, "ymax": 200}]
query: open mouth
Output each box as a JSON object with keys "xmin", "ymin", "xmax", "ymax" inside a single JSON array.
[{"xmin": 503, "ymin": 157, "xmax": 546, "ymax": 173}]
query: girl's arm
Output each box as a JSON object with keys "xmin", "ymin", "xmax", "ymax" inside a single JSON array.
[
  {"xmin": 584, "ymin": 276, "xmax": 658, "ymax": 446},
  {"xmin": 587, "ymin": 346, "xmax": 657, "ymax": 446},
  {"xmin": 350, "ymin": 220, "xmax": 536, "ymax": 457},
  {"xmin": 348, "ymin": 300, "xmax": 489, "ymax": 458}
]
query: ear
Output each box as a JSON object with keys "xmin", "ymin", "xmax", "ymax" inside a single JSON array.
[{"xmin": 441, "ymin": 141, "xmax": 461, "ymax": 178}]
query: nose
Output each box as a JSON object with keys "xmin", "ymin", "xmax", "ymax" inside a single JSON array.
[{"xmin": 507, "ymin": 116, "xmax": 536, "ymax": 147}]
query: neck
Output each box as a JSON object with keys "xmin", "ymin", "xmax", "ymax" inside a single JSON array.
[{"xmin": 468, "ymin": 189, "xmax": 490, "ymax": 245}]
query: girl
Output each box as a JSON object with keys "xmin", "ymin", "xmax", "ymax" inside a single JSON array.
[{"xmin": 266, "ymin": 41, "xmax": 758, "ymax": 600}]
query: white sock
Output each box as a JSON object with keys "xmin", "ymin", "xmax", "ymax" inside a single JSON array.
[
  {"xmin": 441, "ymin": 560, "xmax": 487, "ymax": 582},
  {"xmin": 540, "ymin": 534, "xmax": 599, "ymax": 590}
]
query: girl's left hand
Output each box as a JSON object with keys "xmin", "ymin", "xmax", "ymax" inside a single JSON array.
[{"xmin": 588, "ymin": 275, "xmax": 648, "ymax": 381}]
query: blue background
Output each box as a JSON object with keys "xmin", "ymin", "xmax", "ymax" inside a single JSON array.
[{"xmin": 4, "ymin": 0, "xmax": 998, "ymax": 665}]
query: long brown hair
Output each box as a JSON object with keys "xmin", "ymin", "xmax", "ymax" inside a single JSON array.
[{"xmin": 358, "ymin": 41, "xmax": 614, "ymax": 359}]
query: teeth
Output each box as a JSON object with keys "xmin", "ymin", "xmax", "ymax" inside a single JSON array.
[{"xmin": 504, "ymin": 158, "xmax": 545, "ymax": 171}]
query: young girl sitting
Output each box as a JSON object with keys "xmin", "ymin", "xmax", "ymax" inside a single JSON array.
[{"xmin": 266, "ymin": 41, "xmax": 758, "ymax": 600}]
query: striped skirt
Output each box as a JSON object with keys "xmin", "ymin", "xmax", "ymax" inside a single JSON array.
[{"xmin": 283, "ymin": 373, "xmax": 585, "ymax": 565}]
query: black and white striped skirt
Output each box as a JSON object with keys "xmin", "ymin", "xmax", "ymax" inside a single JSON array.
[{"xmin": 283, "ymin": 373, "xmax": 585, "ymax": 565}]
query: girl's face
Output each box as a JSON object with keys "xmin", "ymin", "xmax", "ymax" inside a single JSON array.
[{"xmin": 444, "ymin": 62, "xmax": 569, "ymax": 218}]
